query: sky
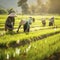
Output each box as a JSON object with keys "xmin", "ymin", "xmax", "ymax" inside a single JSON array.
[
  {"xmin": 0, "ymin": 0, "xmax": 20, "ymax": 13},
  {"xmin": 0, "ymin": 0, "xmax": 47, "ymax": 13}
]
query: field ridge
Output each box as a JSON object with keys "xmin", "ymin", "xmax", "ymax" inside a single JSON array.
[{"xmin": 0, "ymin": 30, "xmax": 60, "ymax": 48}]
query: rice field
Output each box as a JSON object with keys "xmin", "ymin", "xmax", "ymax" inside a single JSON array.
[{"xmin": 0, "ymin": 15, "xmax": 60, "ymax": 60}]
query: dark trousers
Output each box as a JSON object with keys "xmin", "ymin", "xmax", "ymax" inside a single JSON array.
[
  {"xmin": 23, "ymin": 22, "xmax": 30, "ymax": 32},
  {"xmin": 49, "ymin": 22, "xmax": 53, "ymax": 26},
  {"xmin": 42, "ymin": 22, "xmax": 46, "ymax": 26},
  {"xmin": 5, "ymin": 24, "xmax": 13, "ymax": 31}
]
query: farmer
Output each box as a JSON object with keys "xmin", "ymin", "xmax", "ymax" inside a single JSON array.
[
  {"xmin": 17, "ymin": 17, "xmax": 35, "ymax": 33},
  {"xmin": 41, "ymin": 18, "xmax": 46, "ymax": 26},
  {"xmin": 5, "ymin": 12, "xmax": 16, "ymax": 32},
  {"xmin": 49, "ymin": 16, "xmax": 54, "ymax": 26}
]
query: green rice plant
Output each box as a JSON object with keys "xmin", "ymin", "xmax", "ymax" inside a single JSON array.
[
  {"xmin": 0, "ymin": 15, "xmax": 60, "ymax": 30},
  {"xmin": 0, "ymin": 28, "xmax": 60, "ymax": 44},
  {"xmin": 0, "ymin": 33, "xmax": 60, "ymax": 60}
]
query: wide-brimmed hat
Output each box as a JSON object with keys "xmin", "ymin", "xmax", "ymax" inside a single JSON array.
[{"xmin": 8, "ymin": 13, "xmax": 17, "ymax": 17}]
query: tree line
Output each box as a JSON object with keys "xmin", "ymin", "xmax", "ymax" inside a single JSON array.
[
  {"xmin": 0, "ymin": 0, "xmax": 60, "ymax": 15},
  {"xmin": 0, "ymin": 8, "xmax": 15, "ymax": 14},
  {"xmin": 18, "ymin": 0, "xmax": 60, "ymax": 15}
]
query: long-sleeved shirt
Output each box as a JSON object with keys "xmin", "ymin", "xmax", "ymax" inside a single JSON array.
[
  {"xmin": 19, "ymin": 19, "xmax": 32, "ymax": 25},
  {"xmin": 5, "ymin": 16, "xmax": 15, "ymax": 26}
]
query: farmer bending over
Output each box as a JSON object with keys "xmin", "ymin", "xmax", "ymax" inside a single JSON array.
[
  {"xmin": 41, "ymin": 18, "xmax": 46, "ymax": 26},
  {"xmin": 5, "ymin": 12, "xmax": 16, "ymax": 32},
  {"xmin": 17, "ymin": 17, "xmax": 35, "ymax": 33},
  {"xmin": 49, "ymin": 16, "xmax": 54, "ymax": 26}
]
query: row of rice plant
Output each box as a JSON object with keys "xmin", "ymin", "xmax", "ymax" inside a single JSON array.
[
  {"xmin": 0, "ymin": 15, "xmax": 60, "ymax": 29},
  {"xmin": 0, "ymin": 28, "xmax": 60, "ymax": 44},
  {"xmin": 0, "ymin": 33, "xmax": 60, "ymax": 60}
]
